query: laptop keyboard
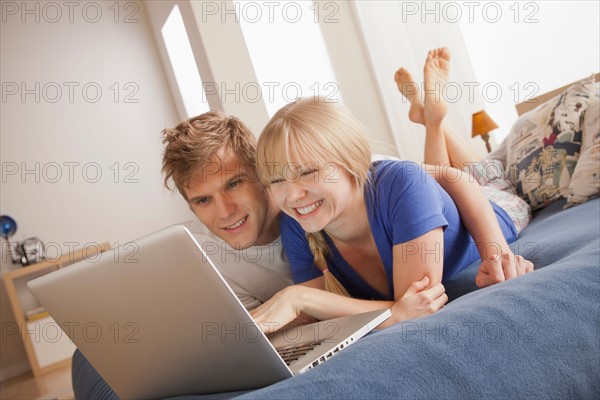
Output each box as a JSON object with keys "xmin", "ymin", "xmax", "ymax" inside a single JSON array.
[{"xmin": 277, "ymin": 339, "xmax": 324, "ymax": 366}]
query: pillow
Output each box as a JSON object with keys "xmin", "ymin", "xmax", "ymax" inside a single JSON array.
[
  {"xmin": 505, "ymin": 76, "xmax": 595, "ymax": 210},
  {"xmin": 565, "ymin": 82, "xmax": 600, "ymax": 207},
  {"xmin": 486, "ymin": 135, "xmax": 508, "ymax": 169}
]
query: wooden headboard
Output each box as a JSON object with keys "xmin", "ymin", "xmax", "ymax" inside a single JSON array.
[{"xmin": 515, "ymin": 72, "xmax": 600, "ymax": 116}]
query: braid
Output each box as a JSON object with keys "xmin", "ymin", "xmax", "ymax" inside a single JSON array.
[{"xmin": 306, "ymin": 232, "xmax": 350, "ymax": 297}]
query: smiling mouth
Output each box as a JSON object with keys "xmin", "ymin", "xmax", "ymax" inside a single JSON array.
[
  {"xmin": 295, "ymin": 200, "xmax": 323, "ymax": 215},
  {"xmin": 224, "ymin": 216, "xmax": 248, "ymax": 230}
]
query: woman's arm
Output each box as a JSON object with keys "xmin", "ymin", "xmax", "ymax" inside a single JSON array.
[
  {"xmin": 425, "ymin": 164, "xmax": 511, "ymax": 258},
  {"xmin": 251, "ymin": 275, "xmax": 445, "ymax": 331},
  {"xmin": 426, "ymin": 164, "xmax": 533, "ymax": 286},
  {"xmin": 251, "ymin": 283, "xmax": 392, "ymax": 326},
  {"xmin": 392, "ymin": 227, "xmax": 444, "ymax": 296}
]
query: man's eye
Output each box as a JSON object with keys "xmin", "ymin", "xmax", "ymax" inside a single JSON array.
[
  {"xmin": 193, "ymin": 197, "xmax": 209, "ymax": 206},
  {"xmin": 301, "ymin": 169, "xmax": 316, "ymax": 177},
  {"xmin": 270, "ymin": 177, "xmax": 284, "ymax": 185}
]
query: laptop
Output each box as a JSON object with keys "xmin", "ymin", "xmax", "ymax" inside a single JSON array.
[{"xmin": 28, "ymin": 225, "xmax": 390, "ymax": 399}]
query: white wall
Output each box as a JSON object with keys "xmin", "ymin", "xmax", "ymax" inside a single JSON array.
[
  {"xmin": 318, "ymin": 0, "xmax": 398, "ymax": 157},
  {"xmin": 0, "ymin": 0, "xmax": 192, "ymax": 380},
  {"xmin": 350, "ymin": 0, "xmax": 599, "ymax": 157},
  {"xmin": 351, "ymin": 0, "xmax": 490, "ymax": 161},
  {"xmin": 459, "ymin": 0, "xmax": 600, "ymax": 142}
]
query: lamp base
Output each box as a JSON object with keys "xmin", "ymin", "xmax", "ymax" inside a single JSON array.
[{"xmin": 481, "ymin": 133, "xmax": 492, "ymax": 153}]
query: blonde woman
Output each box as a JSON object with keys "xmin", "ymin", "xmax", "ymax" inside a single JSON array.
[{"xmin": 251, "ymin": 49, "xmax": 533, "ymax": 329}]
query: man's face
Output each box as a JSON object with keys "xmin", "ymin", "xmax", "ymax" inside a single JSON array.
[{"xmin": 184, "ymin": 149, "xmax": 279, "ymax": 250}]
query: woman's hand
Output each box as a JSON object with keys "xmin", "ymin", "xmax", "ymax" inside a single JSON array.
[
  {"xmin": 391, "ymin": 276, "xmax": 448, "ymax": 322},
  {"xmin": 476, "ymin": 252, "xmax": 534, "ymax": 288},
  {"xmin": 250, "ymin": 286, "xmax": 304, "ymax": 334}
]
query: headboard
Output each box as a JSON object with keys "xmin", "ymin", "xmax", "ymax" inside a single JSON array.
[{"xmin": 515, "ymin": 72, "xmax": 600, "ymax": 116}]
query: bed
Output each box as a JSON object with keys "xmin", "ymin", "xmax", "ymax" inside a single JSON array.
[{"xmin": 72, "ymin": 77, "xmax": 600, "ymax": 399}]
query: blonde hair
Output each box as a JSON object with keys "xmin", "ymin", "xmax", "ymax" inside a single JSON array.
[
  {"xmin": 256, "ymin": 97, "xmax": 372, "ymax": 297},
  {"xmin": 162, "ymin": 111, "xmax": 257, "ymax": 201}
]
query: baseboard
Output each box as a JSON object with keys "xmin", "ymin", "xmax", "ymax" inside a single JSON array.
[{"xmin": 0, "ymin": 360, "xmax": 31, "ymax": 382}]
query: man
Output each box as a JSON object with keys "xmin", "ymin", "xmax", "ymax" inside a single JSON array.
[
  {"xmin": 162, "ymin": 112, "xmax": 292, "ymax": 310},
  {"xmin": 162, "ymin": 110, "xmax": 530, "ymax": 310}
]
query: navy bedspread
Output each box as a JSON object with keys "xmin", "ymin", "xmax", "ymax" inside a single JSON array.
[{"xmin": 72, "ymin": 198, "xmax": 600, "ymax": 399}]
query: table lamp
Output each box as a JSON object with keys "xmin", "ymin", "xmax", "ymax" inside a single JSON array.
[
  {"xmin": 472, "ymin": 110, "xmax": 498, "ymax": 153},
  {"xmin": 0, "ymin": 215, "xmax": 45, "ymax": 266}
]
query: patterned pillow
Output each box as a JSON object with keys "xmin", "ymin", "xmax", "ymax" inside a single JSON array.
[
  {"xmin": 505, "ymin": 76, "xmax": 595, "ymax": 210},
  {"xmin": 565, "ymin": 82, "xmax": 600, "ymax": 208}
]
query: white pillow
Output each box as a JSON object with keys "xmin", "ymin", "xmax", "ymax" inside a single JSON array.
[
  {"xmin": 504, "ymin": 76, "xmax": 595, "ymax": 210},
  {"xmin": 565, "ymin": 82, "xmax": 600, "ymax": 207}
]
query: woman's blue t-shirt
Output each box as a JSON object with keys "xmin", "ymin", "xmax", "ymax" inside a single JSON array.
[{"xmin": 280, "ymin": 160, "xmax": 517, "ymax": 300}]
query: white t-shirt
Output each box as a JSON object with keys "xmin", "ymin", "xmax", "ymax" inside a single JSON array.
[{"xmin": 185, "ymin": 219, "xmax": 293, "ymax": 310}]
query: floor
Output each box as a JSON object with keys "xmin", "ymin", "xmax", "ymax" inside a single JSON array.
[{"xmin": 0, "ymin": 363, "xmax": 73, "ymax": 400}]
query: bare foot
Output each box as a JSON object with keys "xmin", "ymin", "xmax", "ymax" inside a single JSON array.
[
  {"xmin": 423, "ymin": 47, "xmax": 450, "ymax": 126},
  {"xmin": 394, "ymin": 67, "xmax": 425, "ymax": 125}
]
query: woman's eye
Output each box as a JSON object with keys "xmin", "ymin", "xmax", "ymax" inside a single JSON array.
[
  {"xmin": 301, "ymin": 169, "xmax": 316, "ymax": 177},
  {"xmin": 227, "ymin": 179, "xmax": 241, "ymax": 189},
  {"xmin": 270, "ymin": 177, "xmax": 284, "ymax": 185}
]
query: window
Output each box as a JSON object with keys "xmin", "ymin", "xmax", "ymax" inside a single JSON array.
[
  {"xmin": 161, "ymin": 5, "xmax": 210, "ymax": 117},
  {"xmin": 234, "ymin": 0, "xmax": 340, "ymax": 116}
]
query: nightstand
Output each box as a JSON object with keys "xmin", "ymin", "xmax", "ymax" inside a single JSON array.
[{"xmin": 3, "ymin": 243, "xmax": 110, "ymax": 376}]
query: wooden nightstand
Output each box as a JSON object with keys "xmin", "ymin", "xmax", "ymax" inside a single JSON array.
[{"xmin": 3, "ymin": 243, "xmax": 110, "ymax": 376}]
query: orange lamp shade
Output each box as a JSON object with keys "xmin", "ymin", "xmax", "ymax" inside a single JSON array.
[
  {"xmin": 472, "ymin": 110, "xmax": 498, "ymax": 153},
  {"xmin": 472, "ymin": 110, "xmax": 499, "ymax": 138}
]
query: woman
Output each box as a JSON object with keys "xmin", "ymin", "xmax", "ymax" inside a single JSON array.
[{"xmin": 251, "ymin": 48, "xmax": 533, "ymax": 329}]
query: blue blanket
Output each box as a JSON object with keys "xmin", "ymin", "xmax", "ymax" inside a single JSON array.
[{"xmin": 72, "ymin": 198, "xmax": 600, "ymax": 399}]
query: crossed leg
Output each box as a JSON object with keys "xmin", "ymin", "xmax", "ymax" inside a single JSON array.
[{"xmin": 394, "ymin": 47, "xmax": 482, "ymax": 170}]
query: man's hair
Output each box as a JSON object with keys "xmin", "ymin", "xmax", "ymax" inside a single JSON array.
[{"xmin": 162, "ymin": 111, "xmax": 257, "ymax": 201}]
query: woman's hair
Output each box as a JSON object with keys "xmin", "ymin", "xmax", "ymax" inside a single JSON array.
[
  {"xmin": 256, "ymin": 97, "xmax": 372, "ymax": 297},
  {"xmin": 162, "ymin": 111, "xmax": 257, "ymax": 201}
]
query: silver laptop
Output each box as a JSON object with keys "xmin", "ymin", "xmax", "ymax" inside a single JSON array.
[{"xmin": 28, "ymin": 225, "xmax": 390, "ymax": 399}]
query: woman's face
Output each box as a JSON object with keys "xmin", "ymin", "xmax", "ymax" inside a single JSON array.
[{"xmin": 267, "ymin": 160, "xmax": 358, "ymax": 233}]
